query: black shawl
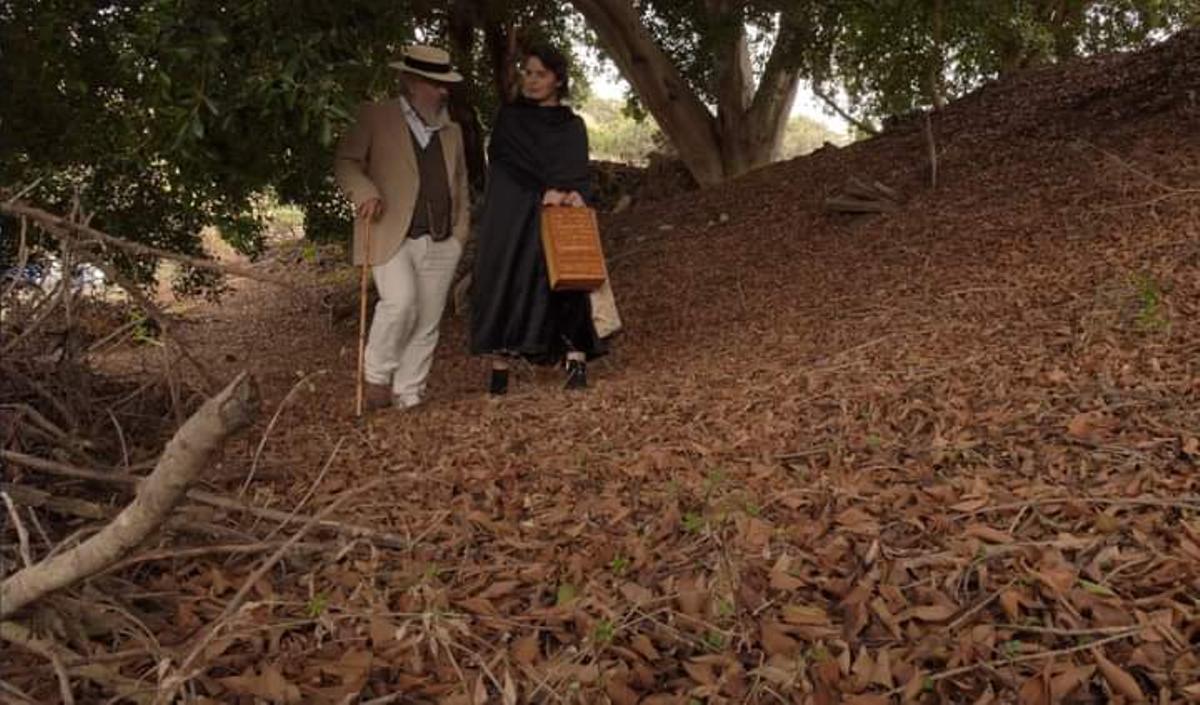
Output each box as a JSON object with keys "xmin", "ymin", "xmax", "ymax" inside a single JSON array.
[{"xmin": 468, "ymin": 99, "xmax": 603, "ymax": 361}]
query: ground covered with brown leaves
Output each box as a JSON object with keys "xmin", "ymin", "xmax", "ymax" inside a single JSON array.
[{"xmin": 7, "ymin": 30, "xmax": 1200, "ymax": 705}]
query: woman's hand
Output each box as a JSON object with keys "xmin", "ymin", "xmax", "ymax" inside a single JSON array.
[
  {"xmin": 563, "ymin": 191, "xmax": 585, "ymax": 208},
  {"xmin": 542, "ymin": 189, "xmax": 567, "ymax": 206}
]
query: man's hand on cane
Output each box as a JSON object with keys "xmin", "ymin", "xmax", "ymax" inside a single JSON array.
[{"xmin": 357, "ymin": 198, "xmax": 384, "ymax": 221}]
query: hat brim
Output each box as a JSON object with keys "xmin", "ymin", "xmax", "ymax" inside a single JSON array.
[{"xmin": 391, "ymin": 63, "xmax": 463, "ymax": 84}]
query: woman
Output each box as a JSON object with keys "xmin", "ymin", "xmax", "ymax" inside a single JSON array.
[{"xmin": 470, "ymin": 45, "xmax": 605, "ymax": 394}]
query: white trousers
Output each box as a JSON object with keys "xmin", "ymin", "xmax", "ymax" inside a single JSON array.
[{"xmin": 364, "ymin": 236, "xmax": 462, "ymax": 406}]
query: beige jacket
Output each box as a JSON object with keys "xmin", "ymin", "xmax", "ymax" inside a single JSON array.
[{"xmin": 334, "ymin": 100, "xmax": 470, "ymax": 266}]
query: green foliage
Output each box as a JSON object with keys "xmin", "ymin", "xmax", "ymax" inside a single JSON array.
[
  {"xmin": 578, "ymin": 97, "xmax": 665, "ymax": 163},
  {"xmin": 811, "ymin": 0, "xmax": 1198, "ymax": 120},
  {"xmin": 0, "ymin": 1, "xmax": 435, "ymax": 279},
  {"xmin": 779, "ymin": 115, "xmax": 845, "ymax": 158}
]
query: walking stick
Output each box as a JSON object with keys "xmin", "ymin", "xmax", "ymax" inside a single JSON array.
[{"xmin": 355, "ymin": 218, "xmax": 373, "ymax": 417}]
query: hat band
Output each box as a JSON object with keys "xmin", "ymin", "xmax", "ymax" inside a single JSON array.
[{"xmin": 404, "ymin": 56, "xmax": 452, "ymax": 74}]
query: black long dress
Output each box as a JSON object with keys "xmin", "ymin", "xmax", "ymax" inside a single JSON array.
[{"xmin": 469, "ymin": 98, "xmax": 605, "ymax": 363}]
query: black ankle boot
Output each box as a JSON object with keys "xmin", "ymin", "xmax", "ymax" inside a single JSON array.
[
  {"xmin": 564, "ymin": 359, "xmax": 587, "ymax": 390},
  {"xmin": 489, "ymin": 367, "xmax": 509, "ymax": 395}
]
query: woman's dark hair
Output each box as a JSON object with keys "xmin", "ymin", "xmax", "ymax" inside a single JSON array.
[{"xmin": 524, "ymin": 44, "xmax": 570, "ymax": 99}]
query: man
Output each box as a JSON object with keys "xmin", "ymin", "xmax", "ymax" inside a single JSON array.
[{"xmin": 335, "ymin": 45, "xmax": 471, "ymax": 410}]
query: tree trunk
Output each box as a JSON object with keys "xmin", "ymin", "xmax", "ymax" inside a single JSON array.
[
  {"xmin": 485, "ymin": 19, "xmax": 520, "ymax": 105},
  {"xmin": 928, "ymin": 0, "xmax": 947, "ymax": 109},
  {"xmin": 571, "ymin": 0, "xmax": 725, "ymax": 185},
  {"xmin": 447, "ymin": 0, "xmax": 488, "ymax": 193},
  {"xmin": 572, "ymin": 0, "xmax": 801, "ymax": 185}
]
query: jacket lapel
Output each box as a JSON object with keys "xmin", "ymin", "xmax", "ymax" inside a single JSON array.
[{"xmin": 383, "ymin": 101, "xmax": 418, "ymax": 175}]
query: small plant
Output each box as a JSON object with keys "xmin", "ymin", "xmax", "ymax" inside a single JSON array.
[
  {"xmin": 1132, "ymin": 272, "xmax": 1168, "ymax": 332},
  {"xmin": 129, "ymin": 310, "xmax": 160, "ymax": 346},
  {"xmin": 305, "ymin": 591, "xmax": 329, "ymax": 618},
  {"xmin": 716, "ymin": 598, "xmax": 736, "ymax": 618},
  {"xmin": 702, "ymin": 630, "xmax": 726, "ymax": 651},
  {"xmin": 594, "ymin": 619, "xmax": 615, "ymax": 644},
  {"xmin": 682, "ymin": 512, "xmax": 705, "ymax": 533},
  {"xmin": 1002, "ymin": 639, "xmax": 1023, "ymax": 658},
  {"xmin": 609, "ymin": 555, "xmax": 631, "ymax": 576},
  {"xmin": 556, "ymin": 583, "xmax": 578, "ymax": 606},
  {"xmin": 703, "ymin": 468, "xmax": 727, "ymax": 494}
]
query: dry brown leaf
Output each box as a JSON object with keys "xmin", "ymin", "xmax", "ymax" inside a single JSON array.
[
  {"xmin": 782, "ymin": 604, "xmax": 831, "ymax": 626},
  {"xmin": 769, "ymin": 568, "xmax": 806, "ymax": 591},
  {"xmin": 1018, "ymin": 672, "xmax": 1049, "ymax": 705},
  {"xmin": 683, "ymin": 660, "xmax": 719, "ymax": 686},
  {"xmin": 631, "ymin": 633, "xmax": 661, "ymax": 661},
  {"xmin": 951, "ymin": 497, "xmax": 990, "ymax": 512},
  {"xmin": 479, "ymin": 580, "xmax": 521, "ymax": 599},
  {"xmin": 965, "ymin": 523, "xmax": 1013, "ymax": 544},
  {"xmin": 501, "ymin": 670, "xmax": 518, "ymax": 705},
  {"xmin": 836, "ymin": 507, "xmax": 880, "ymax": 533},
  {"xmin": 870, "ymin": 648, "xmax": 894, "ymax": 689},
  {"xmin": 605, "ymin": 677, "xmax": 640, "ymax": 705},
  {"xmin": 850, "ymin": 647, "xmax": 875, "ymax": 688},
  {"xmin": 511, "ymin": 633, "xmax": 539, "ymax": 666},
  {"xmin": 905, "ymin": 604, "xmax": 958, "ymax": 622},
  {"xmin": 1093, "ymin": 649, "xmax": 1144, "ymax": 702},
  {"xmin": 843, "ymin": 695, "xmax": 890, "ymax": 705},
  {"xmin": 219, "ymin": 664, "xmax": 301, "ymax": 704},
  {"xmin": 1035, "ymin": 566, "xmax": 1077, "ymax": 596},
  {"xmin": 473, "ymin": 674, "xmax": 489, "ymax": 705},
  {"xmin": 1049, "ymin": 665, "xmax": 1094, "ymax": 702},
  {"xmin": 902, "ymin": 670, "xmax": 926, "ymax": 702},
  {"xmin": 619, "ymin": 581, "xmax": 654, "ymax": 605},
  {"xmin": 870, "ymin": 598, "xmax": 904, "ymax": 639},
  {"xmin": 457, "ymin": 597, "xmax": 497, "ymax": 615},
  {"xmin": 761, "ymin": 621, "xmax": 799, "ymax": 656},
  {"xmin": 1000, "ymin": 589, "xmax": 1023, "ymax": 621},
  {"xmin": 677, "ymin": 576, "xmax": 707, "ymax": 616}
]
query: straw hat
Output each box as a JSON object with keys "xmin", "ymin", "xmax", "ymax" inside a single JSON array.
[{"xmin": 390, "ymin": 45, "xmax": 463, "ymax": 83}]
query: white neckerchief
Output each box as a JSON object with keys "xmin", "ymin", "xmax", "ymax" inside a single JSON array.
[{"xmin": 399, "ymin": 96, "xmax": 446, "ymax": 149}]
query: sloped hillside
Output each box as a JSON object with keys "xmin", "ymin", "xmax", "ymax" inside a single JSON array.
[{"xmin": 8, "ymin": 30, "xmax": 1199, "ymax": 705}]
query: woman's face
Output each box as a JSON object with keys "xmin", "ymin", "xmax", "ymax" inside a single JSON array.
[{"xmin": 520, "ymin": 56, "xmax": 561, "ymax": 104}]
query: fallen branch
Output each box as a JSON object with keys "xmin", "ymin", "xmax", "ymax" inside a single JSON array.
[
  {"xmin": 0, "ymin": 373, "xmax": 259, "ymax": 619},
  {"xmin": 102, "ymin": 540, "xmax": 332, "ymax": 576},
  {"xmin": 1, "ymin": 482, "xmax": 111, "ymax": 521},
  {"xmin": 0, "ymin": 449, "xmax": 415, "ymax": 549},
  {"xmin": 0, "ymin": 620, "xmax": 150, "ymax": 704},
  {"xmin": 886, "ymin": 626, "xmax": 1143, "ymax": 697},
  {"xmin": 1, "ymin": 492, "xmax": 34, "ymax": 568},
  {"xmin": 0, "ymin": 201, "xmax": 297, "ymax": 288},
  {"xmin": 90, "ymin": 257, "xmax": 217, "ymax": 391},
  {"xmin": 188, "ymin": 489, "xmax": 412, "ymax": 549},
  {"xmin": 0, "ymin": 449, "xmax": 139, "ymax": 486},
  {"xmin": 823, "ymin": 176, "xmax": 903, "ymax": 214}
]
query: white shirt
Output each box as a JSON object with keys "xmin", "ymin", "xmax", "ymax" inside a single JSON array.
[{"xmin": 399, "ymin": 96, "xmax": 446, "ymax": 149}]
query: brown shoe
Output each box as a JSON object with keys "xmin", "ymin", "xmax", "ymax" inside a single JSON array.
[{"xmin": 364, "ymin": 383, "xmax": 392, "ymax": 411}]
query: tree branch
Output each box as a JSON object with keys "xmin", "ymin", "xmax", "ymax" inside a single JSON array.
[
  {"xmin": 0, "ymin": 201, "xmax": 297, "ymax": 289},
  {"xmin": 812, "ymin": 86, "xmax": 879, "ymax": 137},
  {"xmin": 0, "ymin": 373, "xmax": 259, "ymax": 619}
]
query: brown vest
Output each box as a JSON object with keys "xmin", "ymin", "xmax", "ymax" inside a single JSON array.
[{"xmin": 407, "ymin": 131, "xmax": 452, "ymax": 241}]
